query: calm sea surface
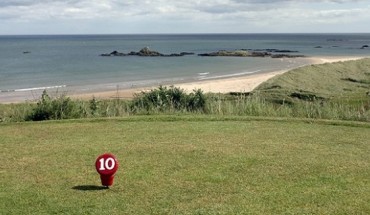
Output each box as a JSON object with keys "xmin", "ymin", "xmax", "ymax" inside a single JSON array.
[{"xmin": 1, "ymin": 34, "xmax": 370, "ymax": 102}]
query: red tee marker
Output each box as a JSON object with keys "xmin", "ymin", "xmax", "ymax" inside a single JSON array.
[{"xmin": 95, "ymin": 153, "xmax": 119, "ymax": 187}]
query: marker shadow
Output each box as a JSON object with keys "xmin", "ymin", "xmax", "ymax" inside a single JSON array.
[{"xmin": 72, "ymin": 185, "xmax": 109, "ymax": 191}]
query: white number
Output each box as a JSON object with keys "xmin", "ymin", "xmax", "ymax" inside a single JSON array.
[{"xmin": 98, "ymin": 157, "xmax": 115, "ymax": 171}]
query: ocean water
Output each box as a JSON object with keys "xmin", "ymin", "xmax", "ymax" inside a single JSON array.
[{"xmin": 1, "ymin": 34, "xmax": 370, "ymax": 102}]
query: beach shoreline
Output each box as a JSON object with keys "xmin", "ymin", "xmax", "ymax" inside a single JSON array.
[
  {"xmin": 0, "ymin": 56, "xmax": 367, "ymax": 104},
  {"xmin": 70, "ymin": 56, "xmax": 366, "ymax": 101}
]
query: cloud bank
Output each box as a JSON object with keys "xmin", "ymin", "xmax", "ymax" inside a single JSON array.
[{"xmin": 0, "ymin": 0, "xmax": 369, "ymax": 34}]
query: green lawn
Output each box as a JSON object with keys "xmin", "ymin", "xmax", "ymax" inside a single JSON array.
[{"xmin": 1, "ymin": 116, "xmax": 370, "ymax": 214}]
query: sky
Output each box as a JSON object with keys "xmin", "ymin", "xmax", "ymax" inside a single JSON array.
[{"xmin": 0, "ymin": 0, "xmax": 369, "ymax": 35}]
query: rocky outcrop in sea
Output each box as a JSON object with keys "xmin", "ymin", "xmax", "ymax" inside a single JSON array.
[
  {"xmin": 198, "ymin": 50, "xmax": 305, "ymax": 58},
  {"xmin": 100, "ymin": 47, "xmax": 304, "ymax": 58},
  {"xmin": 101, "ymin": 47, "xmax": 195, "ymax": 57}
]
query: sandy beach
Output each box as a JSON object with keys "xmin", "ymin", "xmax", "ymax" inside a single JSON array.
[
  {"xmin": 0, "ymin": 56, "xmax": 366, "ymax": 104},
  {"xmin": 70, "ymin": 56, "xmax": 366, "ymax": 101}
]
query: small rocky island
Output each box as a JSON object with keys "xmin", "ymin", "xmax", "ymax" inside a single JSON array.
[
  {"xmin": 100, "ymin": 47, "xmax": 305, "ymax": 58},
  {"xmin": 198, "ymin": 49, "xmax": 305, "ymax": 58},
  {"xmin": 101, "ymin": 47, "xmax": 195, "ymax": 57}
]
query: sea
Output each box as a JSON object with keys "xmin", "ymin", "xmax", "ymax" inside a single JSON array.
[{"xmin": 1, "ymin": 33, "xmax": 370, "ymax": 102}]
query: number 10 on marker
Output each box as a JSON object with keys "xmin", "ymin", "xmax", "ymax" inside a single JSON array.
[{"xmin": 98, "ymin": 157, "xmax": 116, "ymax": 171}]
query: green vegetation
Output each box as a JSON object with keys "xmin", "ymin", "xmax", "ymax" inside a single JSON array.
[
  {"xmin": 1, "ymin": 116, "xmax": 369, "ymax": 214},
  {"xmin": 256, "ymin": 58, "xmax": 370, "ymax": 104},
  {"xmin": 131, "ymin": 86, "xmax": 206, "ymax": 113},
  {"xmin": 25, "ymin": 90, "xmax": 85, "ymax": 121}
]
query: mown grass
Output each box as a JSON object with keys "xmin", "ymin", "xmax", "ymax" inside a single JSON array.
[{"xmin": 1, "ymin": 116, "xmax": 370, "ymax": 214}]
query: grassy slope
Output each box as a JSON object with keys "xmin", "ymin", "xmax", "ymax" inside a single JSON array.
[
  {"xmin": 255, "ymin": 58, "xmax": 370, "ymax": 103},
  {"xmin": 1, "ymin": 116, "xmax": 369, "ymax": 214}
]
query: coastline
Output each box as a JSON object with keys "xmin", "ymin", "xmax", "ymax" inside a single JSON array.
[
  {"xmin": 0, "ymin": 56, "xmax": 366, "ymax": 104},
  {"xmin": 70, "ymin": 56, "xmax": 366, "ymax": 100}
]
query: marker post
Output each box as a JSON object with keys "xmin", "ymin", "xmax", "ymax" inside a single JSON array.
[{"xmin": 95, "ymin": 153, "xmax": 119, "ymax": 187}]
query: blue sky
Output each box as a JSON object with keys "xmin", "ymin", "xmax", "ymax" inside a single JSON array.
[{"xmin": 0, "ymin": 0, "xmax": 369, "ymax": 34}]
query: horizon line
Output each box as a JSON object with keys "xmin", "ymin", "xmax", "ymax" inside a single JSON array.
[{"xmin": 1, "ymin": 32, "xmax": 370, "ymax": 36}]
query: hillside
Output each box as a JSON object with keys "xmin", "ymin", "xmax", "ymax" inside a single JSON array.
[{"xmin": 255, "ymin": 58, "xmax": 370, "ymax": 104}]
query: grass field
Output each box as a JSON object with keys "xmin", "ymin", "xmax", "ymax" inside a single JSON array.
[{"xmin": 1, "ymin": 116, "xmax": 369, "ymax": 214}]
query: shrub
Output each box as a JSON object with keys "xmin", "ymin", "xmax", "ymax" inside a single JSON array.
[
  {"xmin": 131, "ymin": 86, "xmax": 206, "ymax": 113},
  {"xmin": 89, "ymin": 96, "xmax": 99, "ymax": 116},
  {"xmin": 187, "ymin": 89, "xmax": 206, "ymax": 112},
  {"xmin": 26, "ymin": 90, "xmax": 84, "ymax": 121}
]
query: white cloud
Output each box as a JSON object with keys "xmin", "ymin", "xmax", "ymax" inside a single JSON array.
[{"xmin": 0, "ymin": 0, "xmax": 369, "ymax": 34}]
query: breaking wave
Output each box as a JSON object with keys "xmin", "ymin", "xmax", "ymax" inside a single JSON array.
[
  {"xmin": 1, "ymin": 85, "xmax": 67, "ymax": 93},
  {"xmin": 198, "ymin": 70, "xmax": 260, "ymax": 80}
]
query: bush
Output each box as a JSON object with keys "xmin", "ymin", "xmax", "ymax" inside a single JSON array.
[
  {"xmin": 187, "ymin": 89, "xmax": 206, "ymax": 112},
  {"xmin": 26, "ymin": 90, "xmax": 84, "ymax": 121},
  {"xmin": 131, "ymin": 86, "xmax": 206, "ymax": 113}
]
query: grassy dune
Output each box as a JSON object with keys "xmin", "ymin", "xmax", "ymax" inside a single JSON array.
[
  {"xmin": 255, "ymin": 58, "xmax": 370, "ymax": 104},
  {"xmin": 1, "ymin": 116, "xmax": 370, "ymax": 214}
]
